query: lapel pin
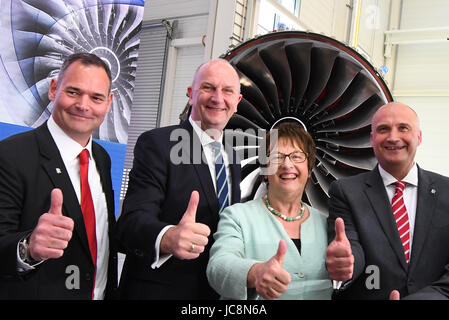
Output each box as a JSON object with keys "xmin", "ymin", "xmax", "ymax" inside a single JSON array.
[
  {"xmin": 431, "ymin": 188, "xmax": 436, "ymax": 194},
  {"xmin": 56, "ymin": 168, "xmax": 62, "ymax": 174}
]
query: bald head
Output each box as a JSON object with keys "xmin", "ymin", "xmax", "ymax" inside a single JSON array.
[
  {"xmin": 187, "ymin": 59, "xmax": 242, "ymax": 133},
  {"xmin": 370, "ymin": 102, "xmax": 422, "ymax": 180},
  {"xmin": 192, "ymin": 59, "xmax": 240, "ymax": 92},
  {"xmin": 372, "ymin": 102, "xmax": 420, "ymax": 131}
]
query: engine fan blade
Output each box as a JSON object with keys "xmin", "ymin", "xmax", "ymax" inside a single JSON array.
[
  {"xmin": 301, "ymin": 47, "xmax": 339, "ymax": 114},
  {"xmin": 259, "ymin": 41, "xmax": 292, "ymax": 115},
  {"xmin": 236, "ymin": 48, "xmax": 281, "ymax": 118},
  {"xmin": 285, "ymin": 42, "xmax": 313, "ymax": 113}
]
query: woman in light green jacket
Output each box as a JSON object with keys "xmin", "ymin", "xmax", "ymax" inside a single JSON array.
[{"xmin": 207, "ymin": 122, "xmax": 332, "ymax": 300}]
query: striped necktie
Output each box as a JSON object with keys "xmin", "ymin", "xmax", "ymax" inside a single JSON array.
[
  {"xmin": 211, "ymin": 141, "xmax": 229, "ymax": 213},
  {"xmin": 391, "ymin": 181, "xmax": 410, "ymax": 264}
]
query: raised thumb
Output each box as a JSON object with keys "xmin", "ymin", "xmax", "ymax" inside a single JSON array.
[
  {"xmin": 389, "ymin": 290, "xmax": 400, "ymax": 300},
  {"xmin": 49, "ymin": 188, "xmax": 63, "ymax": 215},
  {"xmin": 273, "ymin": 239, "xmax": 287, "ymax": 266},
  {"xmin": 180, "ymin": 190, "xmax": 199, "ymax": 223},
  {"xmin": 334, "ymin": 218, "xmax": 348, "ymax": 243}
]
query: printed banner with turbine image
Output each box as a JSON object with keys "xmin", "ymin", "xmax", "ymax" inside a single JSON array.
[{"xmin": 0, "ymin": 0, "xmax": 146, "ymax": 215}]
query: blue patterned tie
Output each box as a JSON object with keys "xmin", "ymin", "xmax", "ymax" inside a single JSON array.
[{"xmin": 211, "ymin": 141, "xmax": 229, "ymax": 213}]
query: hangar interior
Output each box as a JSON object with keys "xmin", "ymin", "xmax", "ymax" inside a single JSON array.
[
  {"xmin": 126, "ymin": 0, "xmax": 449, "ymax": 195},
  {"xmin": 116, "ymin": 0, "xmax": 449, "ymax": 276}
]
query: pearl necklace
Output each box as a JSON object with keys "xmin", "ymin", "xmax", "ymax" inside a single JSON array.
[{"xmin": 263, "ymin": 196, "xmax": 305, "ymax": 222}]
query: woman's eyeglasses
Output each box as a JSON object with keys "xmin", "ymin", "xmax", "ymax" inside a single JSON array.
[{"xmin": 270, "ymin": 151, "xmax": 308, "ymax": 164}]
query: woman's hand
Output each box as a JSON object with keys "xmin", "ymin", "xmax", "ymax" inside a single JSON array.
[{"xmin": 247, "ymin": 239, "xmax": 291, "ymax": 299}]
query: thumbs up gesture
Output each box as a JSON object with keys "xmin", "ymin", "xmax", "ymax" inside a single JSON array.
[
  {"xmin": 160, "ymin": 190, "xmax": 211, "ymax": 259},
  {"xmin": 325, "ymin": 218, "xmax": 354, "ymax": 281},
  {"xmin": 389, "ymin": 290, "xmax": 400, "ymax": 300},
  {"xmin": 247, "ymin": 239, "xmax": 291, "ymax": 300},
  {"xmin": 28, "ymin": 188, "xmax": 75, "ymax": 261}
]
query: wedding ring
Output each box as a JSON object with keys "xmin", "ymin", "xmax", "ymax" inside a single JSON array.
[{"xmin": 190, "ymin": 243, "xmax": 195, "ymax": 252}]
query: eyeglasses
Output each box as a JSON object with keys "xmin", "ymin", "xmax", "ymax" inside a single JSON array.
[{"xmin": 270, "ymin": 151, "xmax": 308, "ymax": 164}]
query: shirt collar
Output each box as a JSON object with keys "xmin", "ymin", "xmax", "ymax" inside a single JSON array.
[
  {"xmin": 189, "ymin": 116, "xmax": 223, "ymax": 147},
  {"xmin": 378, "ymin": 163, "xmax": 418, "ymax": 187},
  {"xmin": 47, "ymin": 115, "xmax": 93, "ymax": 163}
]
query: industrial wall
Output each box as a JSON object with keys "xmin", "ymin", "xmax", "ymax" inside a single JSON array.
[
  {"xmin": 392, "ymin": 0, "xmax": 449, "ymax": 177},
  {"xmin": 135, "ymin": 0, "xmax": 449, "ymax": 177}
]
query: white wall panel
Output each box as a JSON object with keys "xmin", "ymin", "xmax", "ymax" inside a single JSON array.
[
  {"xmin": 331, "ymin": 0, "xmax": 351, "ymax": 43},
  {"xmin": 174, "ymin": 14, "xmax": 209, "ymax": 38},
  {"xmin": 393, "ymin": 43, "xmax": 449, "ymax": 96},
  {"xmin": 299, "ymin": 0, "xmax": 349, "ymax": 42},
  {"xmin": 211, "ymin": 0, "xmax": 237, "ymax": 58},
  {"xmin": 299, "ymin": 0, "xmax": 334, "ymax": 35},
  {"xmin": 164, "ymin": 14, "xmax": 209, "ymax": 126},
  {"xmin": 397, "ymin": 96, "xmax": 449, "ymax": 177},
  {"xmin": 400, "ymin": 0, "xmax": 449, "ymax": 28},
  {"xmin": 393, "ymin": 0, "xmax": 449, "ymax": 178},
  {"xmin": 298, "ymin": 0, "xmax": 389, "ymax": 67},
  {"xmin": 168, "ymin": 45, "xmax": 205, "ymax": 125},
  {"xmin": 143, "ymin": 0, "xmax": 209, "ymax": 20},
  {"xmin": 393, "ymin": 0, "xmax": 449, "ymax": 95},
  {"xmin": 357, "ymin": 0, "xmax": 391, "ymax": 67}
]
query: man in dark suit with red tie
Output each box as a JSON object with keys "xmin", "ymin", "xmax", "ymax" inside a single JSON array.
[
  {"xmin": 0, "ymin": 53, "xmax": 118, "ymax": 299},
  {"xmin": 326, "ymin": 102, "xmax": 449, "ymax": 299},
  {"xmin": 116, "ymin": 59, "xmax": 242, "ymax": 299}
]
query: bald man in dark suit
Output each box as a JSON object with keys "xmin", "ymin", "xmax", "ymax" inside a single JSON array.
[
  {"xmin": 326, "ymin": 102, "xmax": 449, "ymax": 300},
  {"xmin": 116, "ymin": 59, "xmax": 242, "ymax": 299}
]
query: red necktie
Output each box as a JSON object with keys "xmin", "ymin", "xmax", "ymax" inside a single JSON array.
[
  {"xmin": 79, "ymin": 149, "xmax": 97, "ymax": 271},
  {"xmin": 392, "ymin": 181, "xmax": 410, "ymax": 264}
]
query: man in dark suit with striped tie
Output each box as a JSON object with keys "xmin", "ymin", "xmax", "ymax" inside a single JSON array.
[
  {"xmin": 326, "ymin": 102, "xmax": 449, "ymax": 300},
  {"xmin": 116, "ymin": 59, "xmax": 242, "ymax": 299}
]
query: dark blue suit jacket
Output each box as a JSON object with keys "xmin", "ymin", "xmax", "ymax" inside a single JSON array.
[
  {"xmin": 117, "ymin": 120, "xmax": 241, "ymax": 299},
  {"xmin": 328, "ymin": 165, "xmax": 449, "ymax": 299}
]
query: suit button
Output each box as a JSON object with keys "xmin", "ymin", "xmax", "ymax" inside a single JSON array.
[
  {"xmin": 85, "ymin": 273, "xmax": 91, "ymax": 281},
  {"xmin": 134, "ymin": 249, "xmax": 144, "ymax": 257}
]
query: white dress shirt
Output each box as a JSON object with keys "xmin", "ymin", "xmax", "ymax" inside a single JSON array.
[
  {"xmin": 378, "ymin": 164, "xmax": 418, "ymax": 255},
  {"xmin": 18, "ymin": 117, "xmax": 110, "ymax": 299},
  {"xmin": 189, "ymin": 116, "xmax": 233, "ymax": 198},
  {"xmin": 151, "ymin": 116, "xmax": 233, "ymax": 269}
]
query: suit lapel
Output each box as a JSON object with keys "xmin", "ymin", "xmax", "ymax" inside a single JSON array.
[
  {"xmin": 409, "ymin": 168, "xmax": 437, "ymax": 272},
  {"xmin": 92, "ymin": 142, "xmax": 115, "ymax": 227},
  {"xmin": 364, "ymin": 167, "xmax": 408, "ymax": 271},
  {"xmin": 182, "ymin": 121, "xmax": 218, "ymax": 213},
  {"xmin": 229, "ymin": 162, "xmax": 241, "ymax": 204},
  {"xmin": 36, "ymin": 123, "xmax": 92, "ymax": 265},
  {"xmin": 183, "ymin": 121, "xmax": 242, "ymax": 211},
  {"xmin": 223, "ymin": 134, "xmax": 241, "ymax": 204}
]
